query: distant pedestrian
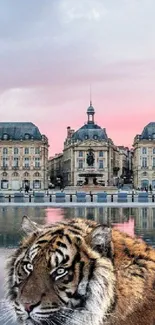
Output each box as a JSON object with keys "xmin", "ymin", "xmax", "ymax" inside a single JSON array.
[{"xmin": 25, "ymin": 184, "xmax": 29, "ymax": 194}]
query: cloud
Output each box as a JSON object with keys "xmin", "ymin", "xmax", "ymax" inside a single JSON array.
[
  {"xmin": 0, "ymin": 0, "xmax": 155, "ymax": 153},
  {"xmin": 59, "ymin": 0, "xmax": 108, "ymax": 23}
]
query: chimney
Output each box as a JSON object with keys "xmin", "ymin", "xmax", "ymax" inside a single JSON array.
[{"xmin": 67, "ymin": 126, "xmax": 71, "ymax": 138}]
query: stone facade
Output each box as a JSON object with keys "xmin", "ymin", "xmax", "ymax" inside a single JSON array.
[
  {"xmin": 133, "ymin": 122, "xmax": 155, "ymax": 189},
  {"xmin": 48, "ymin": 103, "xmax": 130, "ymax": 187},
  {"xmin": 0, "ymin": 123, "xmax": 49, "ymax": 190},
  {"xmin": 48, "ymin": 153, "xmax": 63, "ymax": 185}
]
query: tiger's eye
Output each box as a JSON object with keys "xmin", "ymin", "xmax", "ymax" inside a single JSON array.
[
  {"xmin": 56, "ymin": 268, "xmax": 65, "ymax": 275},
  {"xmin": 27, "ymin": 263, "xmax": 33, "ymax": 271}
]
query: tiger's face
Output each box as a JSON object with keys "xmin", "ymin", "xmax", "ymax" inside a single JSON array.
[{"xmin": 7, "ymin": 217, "xmax": 115, "ymax": 325}]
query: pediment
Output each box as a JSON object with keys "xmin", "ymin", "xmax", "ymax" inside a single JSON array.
[{"xmin": 75, "ymin": 139, "xmax": 108, "ymax": 148}]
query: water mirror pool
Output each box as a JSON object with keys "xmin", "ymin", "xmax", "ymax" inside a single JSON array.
[{"xmin": 1, "ymin": 206, "xmax": 155, "ymax": 324}]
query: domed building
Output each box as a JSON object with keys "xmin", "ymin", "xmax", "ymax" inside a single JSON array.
[
  {"xmin": 133, "ymin": 122, "xmax": 155, "ymax": 189},
  {"xmin": 61, "ymin": 102, "xmax": 124, "ymax": 187},
  {"xmin": 0, "ymin": 122, "xmax": 49, "ymax": 190}
]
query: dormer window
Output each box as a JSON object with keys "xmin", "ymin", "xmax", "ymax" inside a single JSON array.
[
  {"xmin": 3, "ymin": 134, "xmax": 9, "ymax": 140},
  {"xmin": 25, "ymin": 133, "xmax": 30, "ymax": 140},
  {"xmin": 85, "ymin": 135, "xmax": 88, "ymax": 140},
  {"xmin": 94, "ymin": 135, "xmax": 98, "ymax": 140}
]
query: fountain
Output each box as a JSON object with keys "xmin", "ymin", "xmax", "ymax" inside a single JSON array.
[{"xmin": 78, "ymin": 149, "xmax": 104, "ymax": 188}]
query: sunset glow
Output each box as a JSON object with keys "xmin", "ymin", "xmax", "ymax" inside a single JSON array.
[{"xmin": 0, "ymin": 0, "xmax": 155, "ymax": 155}]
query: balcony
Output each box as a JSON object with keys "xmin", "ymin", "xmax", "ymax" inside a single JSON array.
[
  {"xmin": 2, "ymin": 166, "xmax": 8, "ymax": 170},
  {"xmin": 33, "ymin": 166, "xmax": 41, "ymax": 170},
  {"xmin": 23, "ymin": 166, "xmax": 30, "ymax": 170},
  {"xmin": 13, "ymin": 166, "xmax": 19, "ymax": 170}
]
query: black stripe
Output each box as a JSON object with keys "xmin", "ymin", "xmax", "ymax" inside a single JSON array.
[
  {"xmin": 55, "ymin": 248, "xmax": 64, "ymax": 257},
  {"xmin": 88, "ymin": 259, "xmax": 96, "ymax": 282},
  {"xmin": 51, "ymin": 229, "xmax": 64, "ymax": 236},
  {"xmin": 57, "ymin": 241, "xmax": 67, "ymax": 249},
  {"xmin": 78, "ymin": 261, "xmax": 85, "ymax": 284},
  {"xmin": 65, "ymin": 234, "xmax": 72, "ymax": 244},
  {"xmin": 55, "ymin": 255, "xmax": 59, "ymax": 267},
  {"xmin": 58, "ymin": 295, "xmax": 68, "ymax": 305},
  {"xmin": 63, "ymin": 255, "xmax": 69, "ymax": 264},
  {"xmin": 68, "ymin": 229, "xmax": 81, "ymax": 235},
  {"xmin": 37, "ymin": 240, "xmax": 48, "ymax": 244}
]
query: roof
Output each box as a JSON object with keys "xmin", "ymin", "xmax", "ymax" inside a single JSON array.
[
  {"xmin": 141, "ymin": 122, "xmax": 155, "ymax": 140},
  {"xmin": 87, "ymin": 105, "xmax": 95, "ymax": 114},
  {"xmin": 71, "ymin": 123, "xmax": 108, "ymax": 141},
  {"xmin": 0, "ymin": 122, "xmax": 42, "ymax": 140}
]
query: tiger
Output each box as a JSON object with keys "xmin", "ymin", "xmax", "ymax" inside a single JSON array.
[{"xmin": 5, "ymin": 216, "xmax": 155, "ymax": 325}]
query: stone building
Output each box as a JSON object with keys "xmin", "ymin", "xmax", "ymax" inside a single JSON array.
[
  {"xmin": 0, "ymin": 122, "xmax": 49, "ymax": 190},
  {"xmin": 133, "ymin": 122, "xmax": 155, "ymax": 189},
  {"xmin": 48, "ymin": 153, "xmax": 63, "ymax": 186},
  {"xmin": 49, "ymin": 102, "xmax": 129, "ymax": 187}
]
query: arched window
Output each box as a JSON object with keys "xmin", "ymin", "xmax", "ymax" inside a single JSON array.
[
  {"xmin": 12, "ymin": 172, "xmax": 19, "ymax": 177},
  {"xmin": 2, "ymin": 172, "xmax": 7, "ymax": 177},
  {"xmin": 24, "ymin": 172, "xmax": 29, "ymax": 177},
  {"xmin": 3, "ymin": 147, "xmax": 8, "ymax": 155},
  {"xmin": 34, "ymin": 172, "xmax": 40, "ymax": 177},
  {"xmin": 14, "ymin": 147, "xmax": 19, "ymax": 155},
  {"xmin": 3, "ymin": 133, "xmax": 9, "ymax": 140},
  {"xmin": 25, "ymin": 133, "xmax": 30, "ymax": 140}
]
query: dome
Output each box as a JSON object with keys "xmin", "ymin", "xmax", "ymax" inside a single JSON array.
[
  {"xmin": 141, "ymin": 122, "xmax": 155, "ymax": 139},
  {"xmin": 87, "ymin": 104, "xmax": 95, "ymax": 114},
  {"xmin": 71, "ymin": 123, "xmax": 108, "ymax": 142}
]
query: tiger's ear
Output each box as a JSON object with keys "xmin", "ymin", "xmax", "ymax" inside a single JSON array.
[
  {"xmin": 89, "ymin": 225, "xmax": 113, "ymax": 258},
  {"xmin": 22, "ymin": 216, "xmax": 42, "ymax": 235}
]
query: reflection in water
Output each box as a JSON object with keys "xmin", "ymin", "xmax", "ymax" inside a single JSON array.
[
  {"xmin": 1, "ymin": 206, "xmax": 155, "ymax": 325},
  {"xmin": 1, "ymin": 206, "xmax": 155, "ymax": 247}
]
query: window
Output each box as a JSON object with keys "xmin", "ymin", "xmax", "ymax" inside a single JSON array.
[
  {"xmin": 99, "ymin": 150, "xmax": 104, "ymax": 157},
  {"xmin": 35, "ymin": 147, "xmax": 40, "ymax": 155},
  {"xmin": 1, "ymin": 180, "xmax": 8, "ymax": 189},
  {"xmin": 94, "ymin": 135, "xmax": 98, "ymax": 140},
  {"xmin": 24, "ymin": 172, "xmax": 29, "ymax": 177},
  {"xmin": 34, "ymin": 172, "xmax": 40, "ymax": 177},
  {"xmin": 142, "ymin": 147, "xmax": 147, "ymax": 154},
  {"xmin": 14, "ymin": 147, "xmax": 19, "ymax": 155},
  {"xmin": 13, "ymin": 172, "xmax": 19, "ymax": 177},
  {"xmin": 153, "ymin": 158, "xmax": 155, "ymax": 167},
  {"xmin": 24, "ymin": 148, "xmax": 29, "ymax": 155},
  {"xmin": 24, "ymin": 157, "xmax": 30, "ymax": 167},
  {"xmin": 153, "ymin": 148, "xmax": 155, "ymax": 154},
  {"xmin": 79, "ymin": 151, "xmax": 83, "ymax": 157},
  {"xmin": 3, "ymin": 134, "xmax": 8, "ymax": 140},
  {"xmin": 142, "ymin": 157, "xmax": 147, "ymax": 167},
  {"xmin": 3, "ymin": 148, "xmax": 8, "ymax": 155},
  {"xmin": 3, "ymin": 157, "xmax": 8, "ymax": 167},
  {"xmin": 25, "ymin": 133, "xmax": 30, "ymax": 140},
  {"xmin": 99, "ymin": 160, "xmax": 104, "ymax": 169},
  {"xmin": 35, "ymin": 157, "xmax": 40, "ymax": 168},
  {"xmin": 33, "ymin": 180, "xmax": 41, "ymax": 189},
  {"xmin": 13, "ymin": 157, "xmax": 19, "ymax": 167},
  {"xmin": 78, "ymin": 159, "xmax": 83, "ymax": 169}
]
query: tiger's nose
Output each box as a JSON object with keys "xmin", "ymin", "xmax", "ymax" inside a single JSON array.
[{"xmin": 24, "ymin": 303, "xmax": 33, "ymax": 313}]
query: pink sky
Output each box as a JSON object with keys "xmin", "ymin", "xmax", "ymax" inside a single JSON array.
[{"xmin": 0, "ymin": 0, "xmax": 155, "ymax": 155}]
